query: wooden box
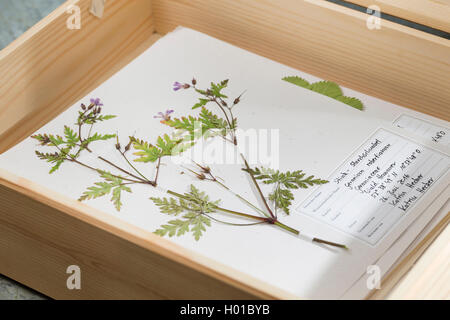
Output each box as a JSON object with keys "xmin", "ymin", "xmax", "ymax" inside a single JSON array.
[{"xmin": 0, "ymin": 0, "xmax": 448, "ymax": 299}]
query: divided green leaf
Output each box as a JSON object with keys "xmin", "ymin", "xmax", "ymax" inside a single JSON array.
[
  {"xmin": 79, "ymin": 170, "xmax": 132, "ymax": 211},
  {"xmin": 130, "ymin": 134, "xmax": 185, "ymax": 163},
  {"xmin": 245, "ymin": 167, "xmax": 328, "ymax": 214},
  {"xmin": 151, "ymin": 185, "xmax": 218, "ymax": 240},
  {"xmin": 164, "ymin": 107, "xmax": 229, "ymax": 142}
]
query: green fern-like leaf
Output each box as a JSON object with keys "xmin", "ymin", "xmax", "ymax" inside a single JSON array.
[
  {"xmin": 151, "ymin": 185, "xmax": 218, "ymax": 240},
  {"xmin": 79, "ymin": 171, "xmax": 132, "ymax": 211},
  {"xmin": 245, "ymin": 167, "xmax": 328, "ymax": 214},
  {"xmin": 282, "ymin": 76, "xmax": 364, "ymax": 111},
  {"xmin": 156, "ymin": 134, "xmax": 180, "ymax": 156},
  {"xmin": 130, "ymin": 135, "xmax": 185, "ymax": 163},
  {"xmin": 151, "ymin": 197, "xmax": 186, "ymax": 215},
  {"xmin": 164, "ymin": 107, "xmax": 228, "ymax": 141},
  {"xmin": 96, "ymin": 115, "xmax": 117, "ymax": 121},
  {"xmin": 35, "ymin": 148, "xmax": 71, "ymax": 174},
  {"xmin": 193, "ymin": 98, "xmax": 210, "ymax": 109},
  {"xmin": 64, "ymin": 126, "xmax": 79, "ymax": 147},
  {"xmin": 130, "ymin": 137, "xmax": 162, "ymax": 163},
  {"xmin": 85, "ymin": 133, "xmax": 116, "ymax": 144},
  {"xmin": 31, "ymin": 133, "xmax": 64, "ymax": 146}
]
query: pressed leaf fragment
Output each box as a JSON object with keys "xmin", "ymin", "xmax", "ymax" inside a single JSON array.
[{"xmin": 282, "ymin": 76, "xmax": 364, "ymax": 111}]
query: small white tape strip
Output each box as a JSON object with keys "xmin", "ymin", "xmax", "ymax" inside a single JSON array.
[
  {"xmin": 90, "ymin": 0, "xmax": 106, "ymax": 18},
  {"xmin": 298, "ymin": 232, "xmax": 315, "ymax": 243}
]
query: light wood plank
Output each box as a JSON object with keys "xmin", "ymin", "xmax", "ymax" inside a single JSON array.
[
  {"xmin": 153, "ymin": 0, "xmax": 450, "ymax": 122},
  {"xmin": 348, "ymin": 0, "xmax": 450, "ymax": 33},
  {"xmin": 0, "ymin": 0, "xmax": 156, "ymax": 154},
  {"xmin": 0, "ymin": 0, "xmax": 449, "ymax": 299},
  {"xmin": 0, "ymin": 169, "xmax": 294, "ymax": 299}
]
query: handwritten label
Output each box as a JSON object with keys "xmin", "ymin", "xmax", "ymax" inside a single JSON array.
[
  {"xmin": 298, "ymin": 129, "xmax": 449, "ymax": 245},
  {"xmin": 394, "ymin": 114, "xmax": 450, "ymax": 147}
]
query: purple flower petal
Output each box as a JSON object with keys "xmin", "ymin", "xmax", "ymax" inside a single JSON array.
[
  {"xmin": 90, "ymin": 98, "xmax": 103, "ymax": 106},
  {"xmin": 173, "ymin": 81, "xmax": 182, "ymax": 91}
]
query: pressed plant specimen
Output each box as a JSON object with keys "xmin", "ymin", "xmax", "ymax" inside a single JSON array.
[
  {"xmin": 283, "ymin": 76, "xmax": 364, "ymax": 110},
  {"xmin": 32, "ymin": 79, "xmax": 347, "ymax": 249}
]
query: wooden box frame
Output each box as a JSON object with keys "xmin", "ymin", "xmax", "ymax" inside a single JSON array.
[{"xmin": 0, "ymin": 0, "xmax": 448, "ymax": 299}]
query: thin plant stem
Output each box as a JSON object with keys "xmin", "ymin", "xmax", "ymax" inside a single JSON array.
[
  {"xmin": 240, "ymin": 153, "xmax": 276, "ymax": 219},
  {"xmin": 274, "ymin": 221, "xmax": 348, "ymax": 249},
  {"xmin": 98, "ymin": 156, "xmax": 152, "ymax": 184},
  {"xmin": 166, "ymin": 190, "xmax": 267, "ymax": 222},
  {"xmin": 212, "ymin": 177, "xmax": 271, "ymax": 219},
  {"xmin": 202, "ymin": 212, "xmax": 267, "ymax": 227},
  {"xmin": 154, "ymin": 157, "xmax": 162, "ymax": 185},
  {"xmin": 119, "ymin": 150, "xmax": 152, "ymax": 183},
  {"xmin": 67, "ymin": 157, "xmax": 144, "ymax": 184}
]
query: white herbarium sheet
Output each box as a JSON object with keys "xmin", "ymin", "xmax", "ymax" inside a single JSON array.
[{"xmin": 1, "ymin": 28, "xmax": 449, "ymax": 299}]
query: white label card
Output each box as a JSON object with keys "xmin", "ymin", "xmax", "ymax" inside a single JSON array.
[
  {"xmin": 297, "ymin": 129, "xmax": 450, "ymax": 246},
  {"xmin": 394, "ymin": 114, "xmax": 450, "ymax": 147}
]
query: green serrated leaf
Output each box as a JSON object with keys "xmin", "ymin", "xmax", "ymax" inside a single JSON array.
[
  {"xmin": 335, "ymin": 96, "xmax": 364, "ymax": 111},
  {"xmin": 49, "ymin": 159, "xmax": 64, "ymax": 174},
  {"xmin": 152, "ymin": 185, "xmax": 216, "ymax": 240},
  {"xmin": 193, "ymin": 98, "xmax": 210, "ymax": 109},
  {"xmin": 130, "ymin": 137, "xmax": 162, "ymax": 163},
  {"xmin": 210, "ymin": 81, "xmax": 228, "ymax": 98},
  {"xmin": 282, "ymin": 76, "xmax": 310, "ymax": 88},
  {"xmin": 112, "ymin": 184, "xmax": 132, "ymax": 211},
  {"xmin": 35, "ymin": 149, "xmax": 69, "ymax": 174},
  {"xmin": 164, "ymin": 107, "xmax": 228, "ymax": 142},
  {"xmin": 64, "ymin": 125, "xmax": 79, "ymax": 147},
  {"xmin": 86, "ymin": 133, "xmax": 116, "ymax": 144},
  {"xmin": 150, "ymin": 197, "xmax": 185, "ymax": 215},
  {"xmin": 283, "ymin": 76, "xmax": 364, "ymax": 111},
  {"xmin": 246, "ymin": 167, "xmax": 328, "ymax": 215},
  {"xmin": 308, "ymin": 81, "xmax": 343, "ymax": 99},
  {"xmin": 79, "ymin": 181, "xmax": 114, "ymax": 201},
  {"xmin": 79, "ymin": 171, "xmax": 132, "ymax": 211},
  {"xmin": 97, "ymin": 115, "xmax": 117, "ymax": 121},
  {"xmin": 156, "ymin": 134, "xmax": 178, "ymax": 155}
]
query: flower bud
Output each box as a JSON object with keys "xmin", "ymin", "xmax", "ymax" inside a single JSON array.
[
  {"xmin": 125, "ymin": 140, "xmax": 132, "ymax": 152},
  {"xmin": 198, "ymin": 173, "xmax": 206, "ymax": 180}
]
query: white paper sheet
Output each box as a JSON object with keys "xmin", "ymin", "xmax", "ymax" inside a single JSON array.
[
  {"xmin": 298, "ymin": 128, "xmax": 449, "ymax": 246},
  {"xmin": 0, "ymin": 27, "xmax": 448, "ymax": 299},
  {"xmin": 394, "ymin": 114, "xmax": 450, "ymax": 147}
]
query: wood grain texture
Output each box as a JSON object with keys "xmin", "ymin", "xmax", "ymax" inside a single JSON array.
[
  {"xmin": 0, "ymin": 0, "xmax": 155, "ymax": 154},
  {"xmin": 0, "ymin": 169, "xmax": 294, "ymax": 299},
  {"xmin": 348, "ymin": 0, "xmax": 450, "ymax": 33},
  {"xmin": 152, "ymin": 0, "xmax": 450, "ymax": 122},
  {"xmin": 0, "ymin": 0, "xmax": 449, "ymax": 299}
]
